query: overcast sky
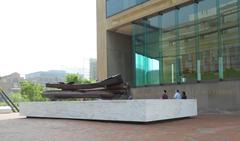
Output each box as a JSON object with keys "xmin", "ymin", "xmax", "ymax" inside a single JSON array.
[{"xmin": 0, "ymin": 0, "xmax": 96, "ymax": 76}]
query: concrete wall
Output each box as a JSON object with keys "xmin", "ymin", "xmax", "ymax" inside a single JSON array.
[
  {"xmin": 107, "ymin": 31, "xmax": 133, "ymax": 85},
  {"xmin": 97, "ymin": 0, "xmax": 107, "ymax": 80},
  {"xmin": 131, "ymin": 80, "xmax": 240, "ymax": 113}
]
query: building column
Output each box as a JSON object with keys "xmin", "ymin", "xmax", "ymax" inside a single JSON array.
[
  {"xmin": 143, "ymin": 19, "xmax": 148, "ymax": 85},
  {"xmin": 158, "ymin": 14, "xmax": 163, "ymax": 84},
  {"xmin": 238, "ymin": 0, "xmax": 240, "ymax": 59},
  {"xmin": 175, "ymin": 8, "xmax": 181, "ymax": 84},
  {"xmin": 194, "ymin": 2, "xmax": 201, "ymax": 82},
  {"xmin": 132, "ymin": 23, "xmax": 136, "ymax": 87},
  {"xmin": 216, "ymin": 0, "xmax": 224, "ymax": 80},
  {"xmin": 97, "ymin": 0, "xmax": 108, "ymax": 81}
]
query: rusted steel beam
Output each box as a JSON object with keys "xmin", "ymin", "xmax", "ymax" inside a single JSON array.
[
  {"xmin": 44, "ymin": 90, "xmax": 124, "ymax": 100},
  {"xmin": 44, "ymin": 74, "xmax": 130, "ymax": 100},
  {"xmin": 46, "ymin": 74, "xmax": 123, "ymax": 90}
]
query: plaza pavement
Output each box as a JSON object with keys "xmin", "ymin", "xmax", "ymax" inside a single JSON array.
[{"xmin": 0, "ymin": 113, "xmax": 239, "ymax": 141}]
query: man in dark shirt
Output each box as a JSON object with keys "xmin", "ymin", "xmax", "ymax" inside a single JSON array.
[
  {"xmin": 162, "ymin": 90, "xmax": 168, "ymax": 99},
  {"xmin": 182, "ymin": 91, "xmax": 187, "ymax": 99}
]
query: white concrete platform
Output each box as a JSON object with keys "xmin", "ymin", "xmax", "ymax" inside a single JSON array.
[
  {"xmin": 20, "ymin": 100, "xmax": 198, "ymax": 122},
  {"xmin": 0, "ymin": 106, "xmax": 12, "ymax": 114}
]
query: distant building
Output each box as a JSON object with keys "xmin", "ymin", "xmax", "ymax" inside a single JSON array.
[
  {"xmin": 89, "ymin": 58, "xmax": 97, "ymax": 80},
  {"xmin": 0, "ymin": 72, "xmax": 23, "ymax": 94},
  {"xmin": 25, "ymin": 70, "xmax": 66, "ymax": 85}
]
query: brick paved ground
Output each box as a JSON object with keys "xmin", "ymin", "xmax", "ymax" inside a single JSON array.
[{"xmin": 0, "ymin": 113, "xmax": 239, "ymax": 141}]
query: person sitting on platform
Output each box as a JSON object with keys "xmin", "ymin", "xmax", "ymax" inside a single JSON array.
[
  {"xmin": 182, "ymin": 91, "xmax": 187, "ymax": 99},
  {"xmin": 161, "ymin": 90, "xmax": 168, "ymax": 99},
  {"xmin": 174, "ymin": 90, "xmax": 182, "ymax": 99},
  {"xmin": 128, "ymin": 94, "xmax": 133, "ymax": 100}
]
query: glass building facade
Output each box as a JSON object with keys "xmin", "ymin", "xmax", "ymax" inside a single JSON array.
[
  {"xmin": 132, "ymin": 0, "xmax": 240, "ymax": 86},
  {"xmin": 106, "ymin": 0, "xmax": 149, "ymax": 17}
]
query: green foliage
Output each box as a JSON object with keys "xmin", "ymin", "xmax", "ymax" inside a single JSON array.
[
  {"xmin": 1, "ymin": 81, "xmax": 46, "ymax": 107},
  {"xmin": 19, "ymin": 80, "xmax": 46, "ymax": 101},
  {"xmin": 65, "ymin": 73, "xmax": 80, "ymax": 83},
  {"xmin": 65, "ymin": 73, "xmax": 94, "ymax": 84},
  {"xmin": 0, "ymin": 102, "xmax": 7, "ymax": 106},
  {"xmin": 10, "ymin": 92, "xmax": 28, "ymax": 105}
]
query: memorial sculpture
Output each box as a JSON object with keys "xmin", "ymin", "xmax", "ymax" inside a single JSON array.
[
  {"xmin": 44, "ymin": 74, "xmax": 130, "ymax": 100},
  {"xmin": 20, "ymin": 74, "xmax": 197, "ymax": 122}
]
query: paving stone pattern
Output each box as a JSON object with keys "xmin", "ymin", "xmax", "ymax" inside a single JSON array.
[{"xmin": 0, "ymin": 114, "xmax": 239, "ymax": 141}]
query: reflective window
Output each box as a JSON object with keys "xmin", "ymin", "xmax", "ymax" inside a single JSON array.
[
  {"xmin": 198, "ymin": 0, "xmax": 218, "ymax": 81},
  {"xmin": 179, "ymin": 4, "xmax": 196, "ymax": 83},
  {"xmin": 132, "ymin": 0, "xmax": 240, "ymax": 86},
  {"xmin": 162, "ymin": 10, "xmax": 177, "ymax": 84},
  {"xmin": 220, "ymin": 0, "xmax": 240, "ymax": 79},
  {"xmin": 133, "ymin": 18, "xmax": 160, "ymax": 86},
  {"xmin": 106, "ymin": 0, "xmax": 148, "ymax": 17}
]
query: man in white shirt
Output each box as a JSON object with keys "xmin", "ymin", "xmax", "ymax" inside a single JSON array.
[{"xmin": 174, "ymin": 90, "xmax": 182, "ymax": 99}]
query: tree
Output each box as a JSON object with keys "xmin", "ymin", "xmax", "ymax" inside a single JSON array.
[
  {"xmin": 64, "ymin": 74, "xmax": 94, "ymax": 84},
  {"xmin": 19, "ymin": 80, "xmax": 46, "ymax": 101},
  {"xmin": 10, "ymin": 92, "xmax": 26, "ymax": 105},
  {"xmin": 65, "ymin": 73, "xmax": 80, "ymax": 84}
]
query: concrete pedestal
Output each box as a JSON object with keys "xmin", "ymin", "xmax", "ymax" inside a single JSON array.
[{"xmin": 20, "ymin": 100, "xmax": 197, "ymax": 122}]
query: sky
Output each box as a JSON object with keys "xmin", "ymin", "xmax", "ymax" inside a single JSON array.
[{"xmin": 0, "ymin": 0, "xmax": 96, "ymax": 77}]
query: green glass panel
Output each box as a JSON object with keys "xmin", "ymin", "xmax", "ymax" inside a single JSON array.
[
  {"xmin": 133, "ymin": 23, "xmax": 145, "ymax": 86},
  {"xmin": 198, "ymin": 0, "xmax": 219, "ymax": 81},
  {"xmin": 162, "ymin": 10, "xmax": 177, "ymax": 84},
  {"xmin": 132, "ymin": 18, "xmax": 161, "ymax": 86},
  {"xmin": 132, "ymin": 0, "xmax": 240, "ymax": 87},
  {"xmin": 179, "ymin": 4, "xmax": 196, "ymax": 83},
  {"xmin": 220, "ymin": 0, "xmax": 240, "ymax": 79},
  {"xmin": 145, "ymin": 17, "xmax": 160, "ymax": 85},
  {"xmin": 106, "ymin": 0, "xmax": 149, "ymax": 17}
]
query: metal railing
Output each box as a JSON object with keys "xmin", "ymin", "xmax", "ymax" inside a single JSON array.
[{"xmin": 0, "ymin": 88, "xmax": 19, "ymax": 112}]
